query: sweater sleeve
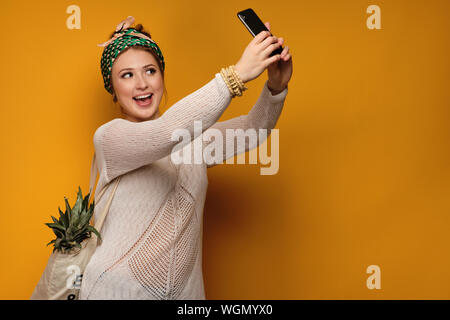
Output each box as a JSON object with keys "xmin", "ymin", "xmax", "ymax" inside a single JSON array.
[
  {"xmin": 202, "ymin": 81, "xmax": 288, "ymax": 168},
  {"xmin": 94, "ymin": 73, "xmax": 232, "ymax": 183}
]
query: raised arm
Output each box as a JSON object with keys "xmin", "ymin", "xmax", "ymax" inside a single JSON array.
[
  {"xmin": 94, "ymin": 23, "xmax": 291, "ymax": 183},
  {"xmin": 94, "ymin": 74, "xmax": 232, "ymax": 183},
  {"xmin": 203, "ymin": 81, "xmax": 288, "ymax": 168},
  {"xmin": 203, "ymin": 21, "xmax": 293, "ymax": 168}
]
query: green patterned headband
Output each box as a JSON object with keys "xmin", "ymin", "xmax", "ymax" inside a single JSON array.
[{"xmin": 98, "ymin": 17, "xmax": 165, "ymax": 95}]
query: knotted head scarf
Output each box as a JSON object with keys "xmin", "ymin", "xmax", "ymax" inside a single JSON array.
[{"xmin": 98, "ymin": 16, "xmax": 165, "ymax": 94}]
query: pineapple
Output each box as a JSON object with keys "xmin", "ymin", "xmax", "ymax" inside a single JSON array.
[{"xmin": 45, "ymin": 186, "xmax": 101, "ymax": 254}]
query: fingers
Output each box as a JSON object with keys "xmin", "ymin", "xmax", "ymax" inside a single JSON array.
[
  {"xmin": 263, "ymin": 43, "xmax": 291, "ymax": 65},
  {"xmin": 268, "ymin": 37, "xmax": 291, "ymax": 61},
  {"xmin": 263, "ymin": 41, "xmax": 282, "ymax": 58},
  {"xmin": 282, "ymin": 53, "xmax": 291, "ymax": 61},
  {"xmin": 252, "ymin": 29, "xmax": 291, "ymax": 65},
  {"xmin": 260, "ymin": 35, "xmax": 279, "ymax": 50},
  {"xmin": 264, "ymin": 53, "xmax": 281, "ymax": 68},
  {"xmin": 261, "ymin": 34, "xmax": 278, "ymax": 45},
  {"xmin": 264, "ymin": 21, "xmax": 270, "ymax": 31},
  {"xmin": 254, "ymin": 30, "xmax": 271, "ymax": 44},
  {"xmin": 280, "ymin": 46, "xmax": 291, "ymax": 61}
]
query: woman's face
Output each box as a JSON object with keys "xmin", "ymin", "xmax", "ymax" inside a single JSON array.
[{"xmin": 111, "ymin": 48, "xmax": 164, "ymax": 122}]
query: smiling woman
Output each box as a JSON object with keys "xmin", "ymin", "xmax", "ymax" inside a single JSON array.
[
  {"xmin": 106, "ymin": 24, "xmax": 167, "ymax": 122},
  {"xmin": 76, "ymin": 15, "xmax": 292, "ymax": 300},
  {"xmin": 111, "ymin": 48, "xmax": 164, "ymax": 122}
]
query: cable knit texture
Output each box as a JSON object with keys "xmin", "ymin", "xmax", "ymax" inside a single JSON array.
[{"xmin": 79, "ymin": 73, "xmax": 288, "ymax": 299}]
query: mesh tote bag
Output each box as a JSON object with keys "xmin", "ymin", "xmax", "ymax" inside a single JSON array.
[{"xmin": 30, "ymin": 153, "xmax": 121, "ymax": 300}]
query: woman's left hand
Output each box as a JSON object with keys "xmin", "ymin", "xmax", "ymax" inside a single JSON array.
[{"xmin": 265, "ymin": 22, "xmax": 293, "ymax": 95}]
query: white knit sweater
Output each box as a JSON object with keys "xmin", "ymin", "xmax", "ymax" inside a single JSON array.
[{"xmin": 79, "ymin": 73, "xmax": 288, "ymax": 300}]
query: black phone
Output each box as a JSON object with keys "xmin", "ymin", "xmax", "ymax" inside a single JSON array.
[{"xmin": 237, "ymin": 8, "xmax": 283, "ymax": 57}]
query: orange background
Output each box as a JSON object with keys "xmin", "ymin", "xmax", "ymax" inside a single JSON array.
[{"xmin": 1, "ymin": 0, "xmax": 449, "ymax": 299}]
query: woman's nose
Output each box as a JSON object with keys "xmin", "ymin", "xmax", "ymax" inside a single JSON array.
[{"xmin": 135, "ymin": 74, "xmax": 148, "ymax": 89}]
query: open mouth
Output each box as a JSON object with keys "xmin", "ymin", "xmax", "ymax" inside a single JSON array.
[{"xmin": 133, "ymin": 93, "xmax": 153, "ymax": 107}]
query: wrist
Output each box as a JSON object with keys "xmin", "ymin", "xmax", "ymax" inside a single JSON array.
[
  {"xmin": 233, "ymin": 64, "xmax": 249, "ymax": 83},
  {"xmin": 267, "ymin": 82, "xmax": 286, "ymax": 95}
]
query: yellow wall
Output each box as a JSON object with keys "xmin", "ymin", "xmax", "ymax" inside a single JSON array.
[{"xmin": 1, "ymin": 0, "xmax": 449, "ymax": 299}]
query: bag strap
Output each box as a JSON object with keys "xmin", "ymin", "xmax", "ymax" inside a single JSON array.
[
  {"xmin": 88, "ymin": 152, "xmax": 121, "ymax": 232},
  {"xmin": 94, "ymin": 176, "xmax": 121, "ymax": 232},
  {"xmin": 89, "ymin": 152, "xmax": 98, "ymax": 199}
]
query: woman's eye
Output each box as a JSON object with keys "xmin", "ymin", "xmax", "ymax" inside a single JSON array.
[{"xmin": 121, "ymin": 69, "xmax": 155, "ymax": 78}]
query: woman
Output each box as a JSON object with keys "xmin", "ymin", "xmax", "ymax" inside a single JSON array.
[{"xmin": 80, "ymin": 16, "xmax": 292, "ymax": 300}]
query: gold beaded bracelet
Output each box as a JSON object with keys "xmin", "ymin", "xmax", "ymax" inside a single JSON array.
[
  {"xmin": 229, "ymin": 65, "xmax": 247, "ymax": 96},
  {"xmin": 229, "ymin": 66, "xmax": 246, "ymax": 93},
  {"xmin": 220, "ymin": 68, "xmax": 236, "ymax": 96},
  {"xmin": 220, "ymin": 65, "xmax": 248, "ymax": 97}
]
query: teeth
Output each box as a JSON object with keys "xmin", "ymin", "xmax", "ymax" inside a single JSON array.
[{"xmin": 134, "ymin": 94, "xmax": 152, "ymax": 99}]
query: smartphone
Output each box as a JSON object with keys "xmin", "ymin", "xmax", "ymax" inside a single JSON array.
[{"xmin": 237, "ymin": 8, "xmax": 283, "ymax": 57}]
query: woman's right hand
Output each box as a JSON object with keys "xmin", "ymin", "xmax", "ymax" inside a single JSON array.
[{"xmin": 234, "ymin": 29, "xmax": 282, "ymax": 83}]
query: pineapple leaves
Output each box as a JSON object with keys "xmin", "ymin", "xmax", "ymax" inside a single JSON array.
[
  {"xmin": 58, "ymin": 207, "xmax": 69, "ymax": 229},
  {"xmin": 45, "ymin": 186, "xmax": 101, "ymax": 253},
  {"xmin": 64, "ymin": 197, "xmax": 72, "ymax": 220},
  {"xmin": 45, "ymin": 222, "xmax": 65, "ymax": 231},
  {"xmin": 71, "ymin": 187, "xmax": 83, "ymax": 218},
  {"xmin": 86, "ymin": 225, "xmax": 102, "ymax": 241},
  {"xmin": 78, "ymin": 210, "xmax": 91, "ymax": 229},
  {"xmin": 82, "ymin": 192, "xmax": 91, "ymax": 213},
  {"xmin": 51, "ymin": 228, "xmax": 64, "ymax": 238}
]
